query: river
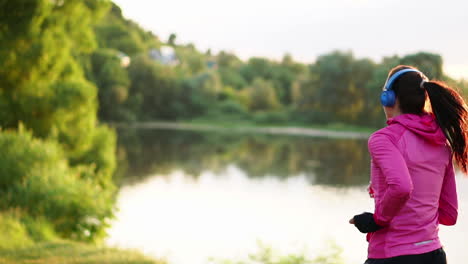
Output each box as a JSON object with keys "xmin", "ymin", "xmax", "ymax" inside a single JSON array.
[{"xmin": 107, "ymin": 127, "xmax": 468, "ymax": 264}]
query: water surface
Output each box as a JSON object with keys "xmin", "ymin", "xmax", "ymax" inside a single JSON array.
[{"xmin": 108, "ymin": 128, "xmax": 468, "ymax": 264}]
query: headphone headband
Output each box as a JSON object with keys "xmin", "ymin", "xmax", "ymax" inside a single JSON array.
[
  {"xmin": 384, "ymin": 68, "xmax": 421, "ymax": 91},
  {"xmin": 381, "ymin": 68, "xmax": 426, "ymax": 107}
]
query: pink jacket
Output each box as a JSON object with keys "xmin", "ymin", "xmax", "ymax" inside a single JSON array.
[{"xmin": 367, "ymin": 113, "xmax": 458, "ymax": 258}]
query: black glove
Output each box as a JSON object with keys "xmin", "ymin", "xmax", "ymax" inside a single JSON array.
[{"xmin": 353, "ymin": 212, "xmax": 383, "ymax": 233}]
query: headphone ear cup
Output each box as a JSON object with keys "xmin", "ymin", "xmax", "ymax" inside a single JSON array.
[{"xmin": 380, "ymin": 90, "xmax": 396, "ymax": 107}]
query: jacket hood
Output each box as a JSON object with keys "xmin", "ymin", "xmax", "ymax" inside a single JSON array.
[{"xmin": 387, "ymin": 113, "xmax": 446, "ymax": 145}]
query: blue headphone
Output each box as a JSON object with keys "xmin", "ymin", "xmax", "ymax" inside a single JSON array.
[{"xmin": 380, "ymin": 68, "xmax": 421, "ymax": 107}]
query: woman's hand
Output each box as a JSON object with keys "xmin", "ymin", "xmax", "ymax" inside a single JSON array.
[{"xmin": 349, "ymin": 212, "xmax": 383, "ymax": 233}]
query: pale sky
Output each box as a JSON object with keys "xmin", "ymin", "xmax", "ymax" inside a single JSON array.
[{"xmin": 113, "ymin": 0, "xmax": 468, "ymax": 79}]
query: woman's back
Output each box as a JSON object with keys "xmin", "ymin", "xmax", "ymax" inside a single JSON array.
[
  {"xmin": 351, "ymin": 65, "xmax": 466, "ymax": 264},
  {"xmin": 367, "ymin": 113, "xmax": 457, "ymax": 258}
]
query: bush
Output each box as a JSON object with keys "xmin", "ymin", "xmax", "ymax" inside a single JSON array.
[
  {"xmin": 0, "ymin": 129, "xmax": 116, "ymax": 242},
  {"xmin": 246, "ymin": 78, "xmax": 281, "ymax": 112},
  {"xmin": 217, "ymin": 100, "xmax": 249, "ymax": 117},
  {"xmin": 0, "ymin": 211, "xmax": 34, "ymax": 249},
  {"xmin": 290, "ymin": 109, "xmax": 333, "ymax": 125},
  {"xmin": 71, "ymin": 125, "xmax": 117, "ymax": 187},
  {"xmin": 20, "ymin": 215, "xmax": 57, "ymax": 242},
  {"xmin": 210, "ymin": 241, "xmax": 345, "ymax": 264},
  {"xmin": 0, "ymin": 210, "xmax": 57, "ymax": 249},
  {"xmin": 253, "ymin": 111, "xmax": 289, "ymax": 124}
]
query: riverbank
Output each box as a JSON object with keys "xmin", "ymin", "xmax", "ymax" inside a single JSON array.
[
  {"xmin": 115, "ymin": 120, "xmax": 374, "ymax": 139},
  {"xmin": 0, "ymin": 241, "xmax": 166, "ymax": 264}
]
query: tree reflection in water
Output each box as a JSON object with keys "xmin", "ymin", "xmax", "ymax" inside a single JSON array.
[{"xmin": 115, "ymin": 128, "xmax": 370, "ymax": 187}]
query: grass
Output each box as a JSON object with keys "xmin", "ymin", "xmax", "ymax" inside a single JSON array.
[
  {"xmin": 0, "ymin": 241, "xmax": 166, "ymax": 264},
  {"xmin": 209, "ymin": 241, "xmax": 345, "ymax": 264},
  {"xmin": 116, "ymin": 119, "xmax": 374, "ymax": 139}
]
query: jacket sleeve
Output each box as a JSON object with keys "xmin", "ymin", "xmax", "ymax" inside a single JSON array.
[
  {"xmin": 438, "ymin": 158, "xmax": 458, "ymax": 225},
  {"xmin": 368, "ymin": 132, "xmax": 413, "ymax": 226}
]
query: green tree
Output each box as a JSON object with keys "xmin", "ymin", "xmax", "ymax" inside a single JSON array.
[
  {"xmin": 176, "ymin": 44, "xmax": 208, "ymax": 75},
  {"xmin": 127, "ymin": 56, "xmax": 181, "ymax": 119},
  {"xmin": 0, "ymin": 0, "xmax": 117, "ymax": 242},
  {"xmin": 217, "ymin": 51, "xmax": 243, "ymax": 68},
  {"xmin": 89, "ymin": 48, "xmax": 131, "ymax": 121},
  {"xmin": 179, "ymin": 71, "xmax": 223, "ymax": 117},
  {"xmin": 94, "ymin": 3, "xmax": 160, "ymax": 56},
  {"xmin": 0, "ymin": 0, "xmax": 114, "ymax": 157},
  {"xmin": 216, "ymin": 51, "xmax": 248, "ymax": 90},
  {"xmin": 168, "ymin": 33, "xmax": 177, "ymax": 46},
  {"xmin": 308, "ymin": 51, "xmax": 365, "ymax": 122},
  {"xmin": 240, "ymin": 57, "xmax": 275, "ymax": 83},
  {"xmin": 245, "ymin": 78, "xmax": 281, "ymax": 112},
  {"xmin": 273, "ymin": 55, "xmax": 307, "ymax": 104},
  {"xmin": 400, "ymin": 52, "xmax": 443, "ymax": 79}
]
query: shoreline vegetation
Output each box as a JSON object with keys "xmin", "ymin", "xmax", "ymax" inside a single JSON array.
[
  {"xmin": 114, "ymin": 121, "xmax": 374, "ymax": 139},
  {"xmin": 0, "ymin": 241, "xmax": 166, "ymax": 264}
]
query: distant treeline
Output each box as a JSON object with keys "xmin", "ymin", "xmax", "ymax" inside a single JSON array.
[{"xmin": 89, "ymin": 3, "xmax": 468, "ymax": 128}]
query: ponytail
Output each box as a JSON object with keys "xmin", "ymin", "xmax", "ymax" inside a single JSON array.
[{"xmin": 424, "ymin": 81, "xmax": 468, "ymax": 173}]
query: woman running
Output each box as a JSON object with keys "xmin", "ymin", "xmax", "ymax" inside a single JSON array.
[{"xmin": 350, "ymin": 65, "xmax": 467, "ymax": 264}]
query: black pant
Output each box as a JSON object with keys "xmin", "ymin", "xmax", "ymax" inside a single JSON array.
[{"xmin": 364, "ymin": 248, "xmax": 446, "ymax": 264}]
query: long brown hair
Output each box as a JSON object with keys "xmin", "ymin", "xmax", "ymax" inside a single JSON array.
[{"xmin": 388, "ymin": 65, "xmax": 468, "ymax": 173}]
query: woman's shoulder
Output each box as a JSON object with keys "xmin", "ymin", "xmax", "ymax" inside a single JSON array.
[{"xmin": 368, "ymin": 123, "xmax": 406, "ymax": 147}]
